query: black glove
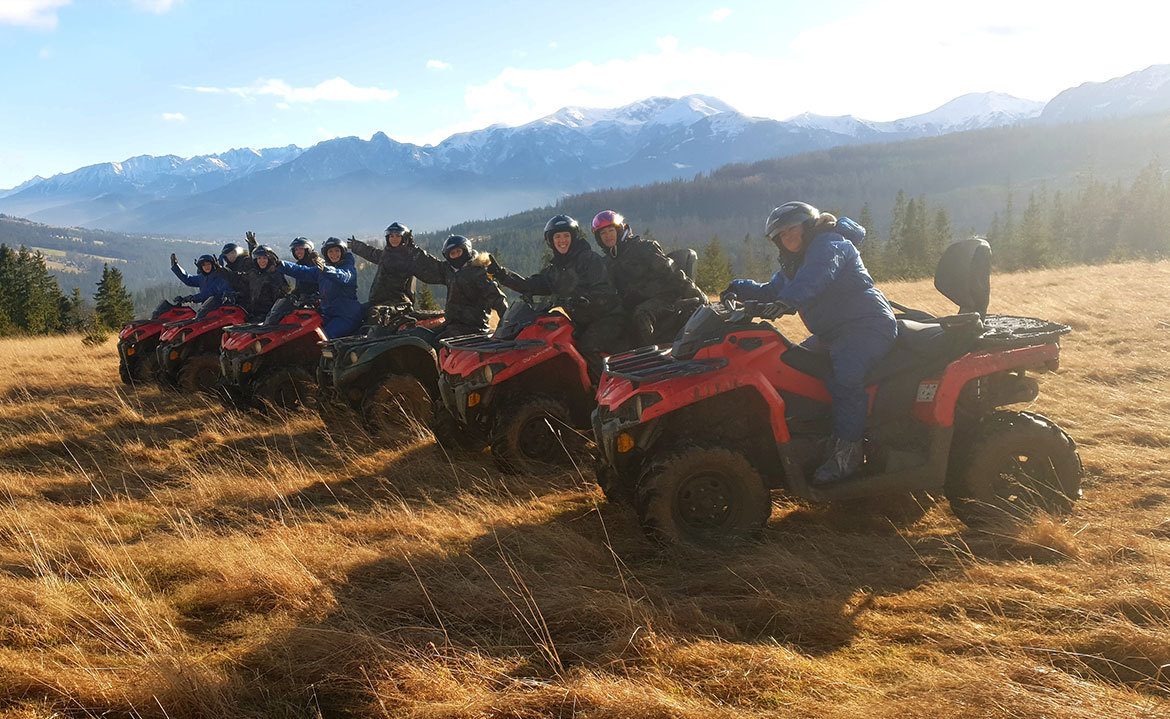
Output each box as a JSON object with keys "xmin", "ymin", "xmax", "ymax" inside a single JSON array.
[
  {"xmin": 719, "ymin": 287, "xmax": 737, "ymax": 303},
  {"xmin": 170, "ymin": 253, "xmax": 178, "ymax": 267},
  {"xmin": 755, "ymin": 300, "xmax": 797, "ymax": 320},
  {"xmin": 485, "ymin": 254, "xmax": 502, "ymax": 278},
  {"xmin": 244, "ymin": 231, "xmax": 257, "ymax": 251},
  {"xmin": 173, "ymin": 295, "xmax": 191, "ymax": 304}
]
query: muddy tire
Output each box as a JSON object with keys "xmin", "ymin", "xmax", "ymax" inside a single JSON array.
[
  {"xmin": 118, "ymin": 359, "xmax": 133, "ymax": 385},
  {"xmin": 595, "ymin": 458, "xmax": 636, "ymax": 505},
  {"xmin": 636, "ymin": 446, "xmax": 772, "ymax": 545},
  {"xmin": 177, "ymin": 353, "xmax": 223, "ymax": 395},
  {"xmin": 430, "ymin": 406, "xmax": 483, "ymax": 452},
  {"xmin": 490, "ymin": 395, "xmax": 581, "ymax": 474},
  {"xmin": 946, "ymin": 410, "xmax": 1082, "ymax": 528},
  {"xmin": 362, "ymin": 374, "xmax": 432, "ymax": 440},
  {"xmin": 255, "ymin": 367, "xmax": 314, "ymax": 412}
]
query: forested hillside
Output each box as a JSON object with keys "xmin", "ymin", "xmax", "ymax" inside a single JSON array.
[{"xmin": 421, "ymin": 112, "xmax": 1170, "ymax": 281}]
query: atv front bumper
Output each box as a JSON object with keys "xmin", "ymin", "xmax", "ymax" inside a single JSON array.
[{"xmin": 437, "ymin": 372, "xmax": 495, "ymax": 431}]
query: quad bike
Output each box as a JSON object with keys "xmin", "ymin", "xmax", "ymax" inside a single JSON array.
[
  {"xmin": 219, "ymin": 296, "xmax": 326, "ymax": 411},
  {"xmin": 438, "ymin": 298, "xmax": 596, "ymax": 472},
  {"xmin": 592, "ymin": 238, "xmax": 1082, "ymax": 543},
  {"xmin": 154, "ymin": 297, "xmax": 248, "ymax": 394},
  {"xmin": 116, "ymin": 299, "xmax": 196, "ymax": 384},
  {"xmin": 317, "ymin": 303, "xmax": 452, "ymax": 439}
]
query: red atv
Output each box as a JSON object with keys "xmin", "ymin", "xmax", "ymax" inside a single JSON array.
[
  {"xmin": 219, "ymin": 296, "xmax": 325, "ymax": 411},
  {"xmin": 438, "ymin": 299, "xmax": 594, "ymax": 471},
  {"xmin": 116, "ymin": 299, "xmax": 196, "ymax": 384},
  {"xmin": 155, "ymin": 298, "xmax": 248, "ymax": 393},
  {"xmin": 593, "ymin": 238, "xmax": 1082, "ymax": 543}
]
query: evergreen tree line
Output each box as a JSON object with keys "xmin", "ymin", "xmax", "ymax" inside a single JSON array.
[
  {"xmin": 686, "ymin": 161, "xmax": 1170, "ymax": 293},
  {"xmin": 0, "ymin": 243, "xmax": 133, "ymax": 337}
]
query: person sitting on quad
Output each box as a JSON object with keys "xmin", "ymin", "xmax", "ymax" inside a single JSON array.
[
  {"xmin": 414, "ymin": 234, "xmax": 508, "ymax": 341},
  {"xmin": 278, "ymin": 236, "xmax": 362, "ymax": 338},
  {"xmin": 218, "ymin": 241, "xmax": 253, "ymax": 295},
  {"xmin": 722, "ymin": 202, "xmax": 897, "ymax": 485},
  {"xmin": 287, "ymin": 237, "xmax": 320, "ymax": 299},
  {"xmin": 487, "ymin": 214, "xmax": 625, "ymax": 377},
  {"xmin": 239, "ymin": 244, "xmax": 290, "ymax": 320},
  {"xmin": 349, "ymin": 222, "xmax": 428, "ymax": 314},
  {"xmin": 169, "ymin": 252, "xmax": 233, "ymax": 307},
  {"xmin": 591, "ymin": 209, "xmax": 705, "ymax": 346}
]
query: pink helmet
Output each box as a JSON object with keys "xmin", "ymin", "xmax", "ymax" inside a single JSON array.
[{"xmin": 591, "ymin": 210, "xmax": 627, "ymax": 246}]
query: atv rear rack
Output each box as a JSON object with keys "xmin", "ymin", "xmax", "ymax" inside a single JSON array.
[
  {"xmin": 604, "ymin": 346, "xmax": 727, "ymax": 387},
  {"xmin": 440, "ymin": 335, "xmax": 546, "ymax": 353},
  {"xmin": 977, "ymin": 315, "xmax": 1070, "ymax": 350}
]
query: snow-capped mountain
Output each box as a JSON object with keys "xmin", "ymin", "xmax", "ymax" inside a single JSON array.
[
  {"xmin": 5, "ymin": 63, "xmax": 1170, "ymax": 236},
  {"xmin": 0, "ymin": 175, "xmax": 45, "ymax": 199},
  {"xmin": 785, "ymin": 92, "xmax": 1043, "ymax": 137},
  {"xmin": 1041, "ymin": 64, "xmax": 1170, "ymax": 123}
]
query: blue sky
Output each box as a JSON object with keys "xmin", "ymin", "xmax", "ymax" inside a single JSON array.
[{"xmin": 3, "ymin": 0, "xmax": 1170, "ymax": 188}]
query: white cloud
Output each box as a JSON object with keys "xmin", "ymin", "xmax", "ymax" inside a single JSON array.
[
  {"xmin": 179, "ymin": 77, "xmax": 398, "ymax": 104},
  {"xmin": 131, "ymin": 0, "xmax": 182, "ymax": 12},
  {"xmin": 426, "ymin": 59, "xmax": 452, "ymax": 71},
  {"xmin": 0, "ymin": 0, "xmax": 70, "ymax": 29},
  {"xmin": 404, "ymin": 0, "xmax": 1170, "ymax": 146},
  {"xmin": 708, "ymin": 7, "xmax": 732, "ymax": 22},
  {"xmin": 275, "ymin": 102, "xmax": 290, "ymax": 110},
  {"xmin": 161, "ymin": 112, "xmax": 186, "ymax": 121}
]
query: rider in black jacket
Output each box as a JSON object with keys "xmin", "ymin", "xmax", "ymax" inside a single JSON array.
[
  {"xmin": 415, "ymin": 235, "xmax": 507, "ymax": 339},
  {"xmin": 349, "ymin": 222, "xmax": 429, "ymax": 312},
  {"xmin": 591, "ymin": 210, "xmax": 705, "ymax": 346},
  {"xmin": 487, "ymin": 215, "xmax": 626, "ymax": 377},
  {"xmin": 239, "ymin": 244, "xmax": 290, "ymax": 320}
]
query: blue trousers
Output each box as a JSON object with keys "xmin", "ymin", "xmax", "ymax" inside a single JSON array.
[
  {"xmin": 321, "ymin": 303, "xmax": 363, "ymax": 339},
  {"xmin": 802, "ymin": 318, "xmax": 897, "ymax": 442}
]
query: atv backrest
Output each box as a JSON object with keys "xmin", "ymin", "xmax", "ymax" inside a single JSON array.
[
  {"xmin": 667, "ymin": 248, "xmax": 698, "ymax": 280},
  {"xmin": 934, "ymin": 238, "xmax": 991, "ymax": 316}
]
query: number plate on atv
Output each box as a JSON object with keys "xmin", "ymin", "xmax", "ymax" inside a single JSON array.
[{"xmin": 916, "ymin": 382, "xmax": 939, "ymax": 402}]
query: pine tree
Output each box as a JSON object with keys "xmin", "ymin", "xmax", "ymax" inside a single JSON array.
[
  {"xmin": 1018, "ymin": 192, "xmax": 1052, "ymax": 268},
  {"xmin": 416, "ymin": 283, "xmax": 440, "ymax": 311},
  {"xmin": 930, "ymin": 207, "xmax": 953, "ymax": 268},
  {"xmin": 695, "ymin": 235, "xmax": 733, "ymax": 295},
  {"xmin": 94, "ymin": 263, "xmax": 134, "ymax": 329},
  {"xmin": 741, "ymin": 233, "xmax": 772, "ymax": 281}
]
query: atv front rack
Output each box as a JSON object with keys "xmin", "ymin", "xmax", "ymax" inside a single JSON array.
[
  {"xmin": 440, "ymin": 335, "xmax": 546, "ymax": 353},
  {"xmin": 604, "ymin": 346, "xmax": 727, "ymax": 387}
]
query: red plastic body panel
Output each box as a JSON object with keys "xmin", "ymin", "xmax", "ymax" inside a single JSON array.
[
  {"xmin": 119, "ymin": 307, "xmax": 196, "ymax": 340},
  {"xmin": 159, "ymin": 305, "xmax": 247, "ymax": 343},
  {"xmin": 220, "ymin": 310, "xmax": 324, "ymax": 355},
  {"xmin": 439, "ymin": 315, "xmax": 592, "ymax": 392},
  {"xmin": 913, "ymin": 343, "xmax": 1060, "ymax": 427},
  {"xmin": 597, "ymin": 328, "xmax": 831, "ymax": 444}
]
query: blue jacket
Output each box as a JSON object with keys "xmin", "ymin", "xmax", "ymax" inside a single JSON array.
[
  {"xmin": 279, "ymin": 254, "xmax": 361, "ymax": 330},
  {"xmin": 728, "ymin": 229, "xmax": 894, "ymax": 340},
  {"xmin": 171, "ymin": 264, "xmax": 233, "ymax": 303}
]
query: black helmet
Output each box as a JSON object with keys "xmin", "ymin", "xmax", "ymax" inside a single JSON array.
[
  {"xmin": 764, "ymin": 202, "xmax": 820, "ymax": 247},
  {"xmin": 384, "ymin": 222, "xmax": 414, "ymax": 245},
  {"xmin": 289, "ymin": 237, "xmax": 314, "ymax": 252},
  {"xmin": 442, "ymin": 234, "xmax": 475, "ymax": 268},
  {"xmin": 321, "ymin": 236, "xmax": 348, "ymax": 263},
  {"xmin": 253, "ymin": 245, "xmax": 279, "ymax": 269},
  {"xmin": 221, "ymin": 242, "xmax": 247, "ymax": 258},
  {"xmin": 543, "ymin": 214, "xmax": 583, "ymax": 250},
  {"xmin": 195, "ymin": 254, "xmax": 218, "ymax": 273}
]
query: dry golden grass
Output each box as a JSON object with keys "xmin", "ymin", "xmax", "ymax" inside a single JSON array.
[{"xmin": 0, "ymin": 260, "xmax": 1168, "ymax": 718}]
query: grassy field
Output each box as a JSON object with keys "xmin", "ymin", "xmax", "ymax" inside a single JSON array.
[{"xmin": 0, "ymin": 261, "xmax": 1168, "ymax": 718}]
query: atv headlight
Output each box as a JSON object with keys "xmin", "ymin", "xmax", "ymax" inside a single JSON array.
[
  {"xmin": 472, "ymin": 362, "xmax": 506, "ymax": 385},
  {"xmin": 616, "ymin": 392, "xmax": 663, "ymax": 423}
]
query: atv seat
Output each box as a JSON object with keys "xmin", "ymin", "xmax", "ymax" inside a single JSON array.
[
  {"xmin": 780, "ymin": 319, "xmax": 977, "ymax": 384},
  {"xmin": 891, "ymin": 237, "xmax": 992, "ymax": 321},
  {"xmin": 667, "ymin": 249, "xmax": 698, "ymax": 280}
]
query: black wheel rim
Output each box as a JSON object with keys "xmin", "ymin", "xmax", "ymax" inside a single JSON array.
[
  {"xmin": 517, "ymin": 415, "xmax": 563, "ymax": 461},
  {"xmin": 676, "ymin": 471, "xmax": 736, "ymax": 530}
]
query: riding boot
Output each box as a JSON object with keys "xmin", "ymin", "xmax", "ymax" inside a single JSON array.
[{"xmin": 812, "ymin": 437, "xmax": 864, "ymax": 485}]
